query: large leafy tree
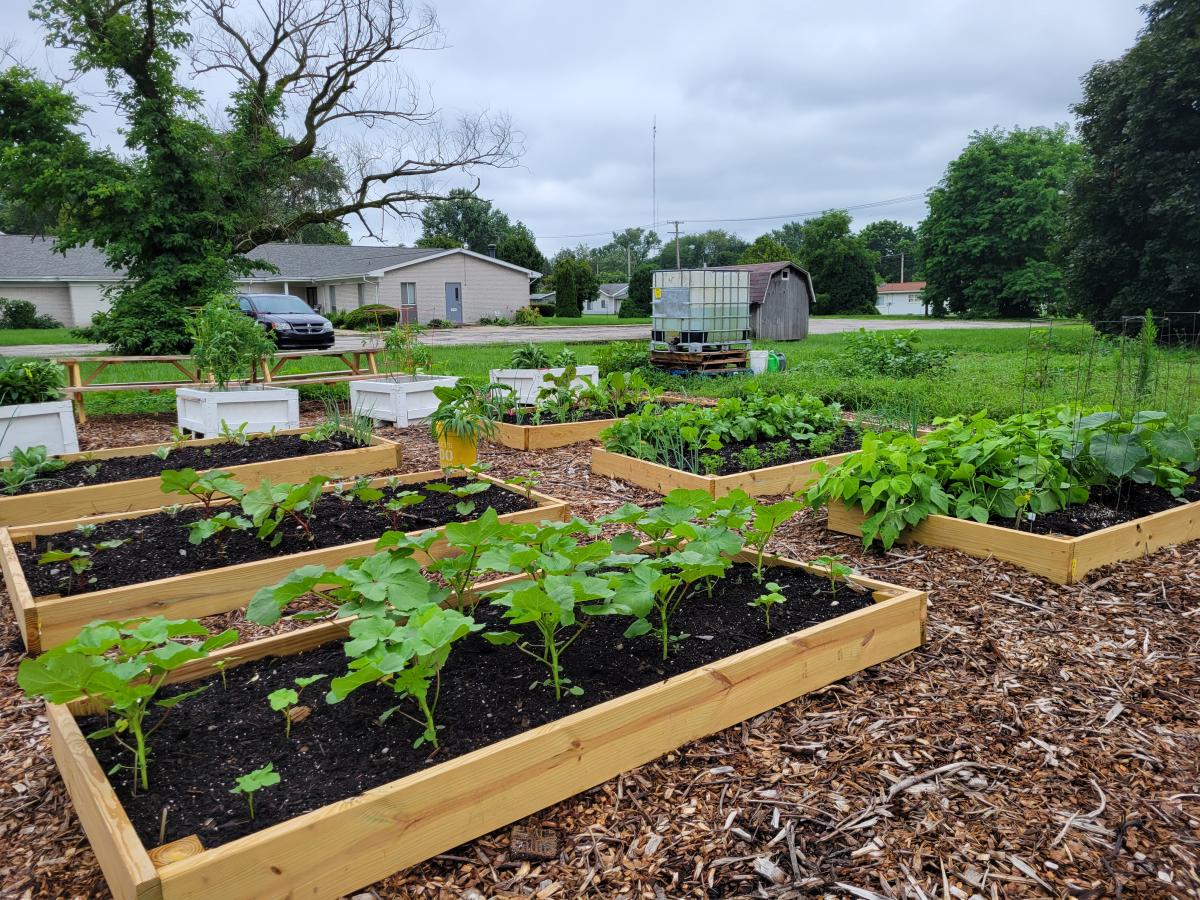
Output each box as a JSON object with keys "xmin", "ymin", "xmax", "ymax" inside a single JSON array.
[
  {"xmin": 737, "ymin": 234, "xmax": 793, "ymax": 265},
  {"xmin": 1064, "ymin": 0, "xmax": 1200, "ymax": 330},
  {"xmin": 418, "ymin": 188, "xmax": 512, "ymax": 253},
  {"xmin": 495, "ymin": 223, "xmax": 548, "ymax": 276},
  {"xmin": 858, "ymin": 219, "xmax": 920, "ymax": 283},
  {"xmin": 0, "ymin": 0, "xmax": 517, "ymax": 352},
  {"xmin": 790, "ymin": 212, "xmax": 879, "ymax": 315},
  {"xmin": 654, "ymin": 229, "xmax": 747, "ymax": 269},
  {"xmin": 583, "ymin": 227, "xmax": 661, "ymax": 276},
  {"xmin": 919, "ymin": 126, "xmax": 1081, "ymax": 318}
]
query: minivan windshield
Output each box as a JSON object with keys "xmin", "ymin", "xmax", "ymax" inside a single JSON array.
[{"xmin": 245, "ymin": 295, "xmax": 314, "ymax": 315}]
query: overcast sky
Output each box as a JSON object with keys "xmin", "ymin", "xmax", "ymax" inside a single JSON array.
[{"xmin": 7, "ymin": 0, "xmax": 1145, "ymax": 255}]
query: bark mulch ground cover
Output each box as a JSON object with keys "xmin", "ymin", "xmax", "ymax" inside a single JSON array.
[{"xmin": 1, "ymin": 415, "xmax": 1198, "ymax": 898}]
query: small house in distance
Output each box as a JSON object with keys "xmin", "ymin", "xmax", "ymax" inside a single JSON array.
[
  {"xmin": 876, "ymin": 281, "xmax": 927, "ymax": 315},
  {"xmin": 713, "ymin": 261, "xmax": 813, "ymax": 340},
  {"xmin": 584, "ymin": 283, "xmax": 628, "ymax": 315}
]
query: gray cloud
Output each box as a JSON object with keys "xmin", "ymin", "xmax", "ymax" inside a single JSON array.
[{"xmin": 5, "ymin": 0, "xmax": 1143, "ymax": 253}]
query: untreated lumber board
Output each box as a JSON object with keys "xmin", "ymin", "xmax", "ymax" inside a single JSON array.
[
  {"xmin": 0, "ymin": 429, "xmax": 402, "ymax": 527},
  {"xmin": 4, "ymin": 473, "xmax": 569, "ymax": 652},
  {"xmin": 825, "ymin": 497, "xmax": 1200, "ymax": 584},
  {"xmin": 492, "ymin": 417, "xmax": 620, "ymax": 451},
  {"xmin": 591, "ymin": 446, "xmax": 852, "ymax": 498},
  {"xmin": 46, "ymin": 553, "xmax": 925, "ymax": 900}
]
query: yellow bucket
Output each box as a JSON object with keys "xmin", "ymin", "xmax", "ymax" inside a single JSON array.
[{"xmin": 435, "ymin": 425, "xmax": 478, "ymax": 468}]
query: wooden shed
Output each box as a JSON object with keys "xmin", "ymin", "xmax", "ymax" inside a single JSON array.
[{"xmin": 714, "ymin": 261, "xmax": 813, "ymax": 340}]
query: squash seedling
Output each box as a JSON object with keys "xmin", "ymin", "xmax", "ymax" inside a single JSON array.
[
  {"xmin": 230, "ymin": 763, "xmax": 280, "ymax": 819},
  {"xmin": 17, "ymin": 617, "xmax": 236, "ymax": 790},
  {"xmin": 268, "ymin": 674, "xmax": 326, "ymax": 737},
  {"xmin": 810, "ymin": 555, "xmax": 853, "ymax": 596},
  {"xmin": 749, "ymin": 582, "xmax": 786, "ymax": 630}
]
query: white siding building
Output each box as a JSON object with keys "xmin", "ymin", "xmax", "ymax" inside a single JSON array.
[{"xmin": 876, "ymin": 281, "xmax": 927, "ymax": 316}]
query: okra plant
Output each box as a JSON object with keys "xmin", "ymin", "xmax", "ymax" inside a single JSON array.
[
  {"xmin": 230, "ymin": 763, "xmax": 280, "ymax": 819},
  {"xmin": 184, "ymin": 510, "xmax": 251, "ymax": 552},
  {"xmin": 742, "ymin": 499, "xmax": 804, "ymax": 582},
  {"xmin": 810, "ymin": 555, "xmax": 853, "ymax": 595},
  {"xmin": 402, "ymin": 507, "xmax": 507, "ymax": 614},
  {"xmin": 17, "ymin": 617, "xmax": 237, "ymax": 790},
  {"xmin": 268, "ymin": 674, "xmax": 326, "ymax": 737},
  {"xmin": 424, "ymin": 477, "xmax": 492, "ymax": 518},
  {"xmin": 750, "ymin": 582, "xmax": 786, "ymax": 630},
  {"xmin": 160, "ymin": 468, "xmax": 244, "ymax": 516},
  {"xmin": 37, "ymin": 539, "xmax": 128, "ymax": 594},
  {"xmin": 241, "ymin": 475, "xmax": 329, "ymax": 545}
]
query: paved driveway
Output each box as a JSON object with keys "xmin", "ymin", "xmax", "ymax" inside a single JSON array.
[{"xmin": 0, "ymin": 318, "xmax": 1029, "ymax": 357}]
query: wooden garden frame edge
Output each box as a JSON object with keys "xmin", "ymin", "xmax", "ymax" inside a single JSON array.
[
  {"xmin": 4, "ymin": 473, "xmax": 568, "ymax": 652},
  {"xmin": 492, "ymin": 417, "xmax": 621, "ymax": 451},
  {"xmin": 591, "ymin": 447, "xmax": 854, "ymax": 498},
  {"xmin": 0, "ymin": 429, "xmax": 403, "ymax": 527},
  {"xmin": 46, "ymin": 552, "xmax": 927, "ymax": 900},
  {"xmin": 826, "ymin": 497, "xmax": 1200, "ymax": 583}
]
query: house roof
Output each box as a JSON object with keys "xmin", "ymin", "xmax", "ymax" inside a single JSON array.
[
  {"xmin": 877, "ymin": 281, "xmax": 927, "ymax": 293},
  {"xmin": 0, "ymin": 235, "xmax": 541, "ymax": 282},
  {"xmin": 712, "ymin": 261, "xmax": 812, "ymax": 305},
  {"xmin": 598, "ymin": 282, "xmax": 629, "ymax": 298}
]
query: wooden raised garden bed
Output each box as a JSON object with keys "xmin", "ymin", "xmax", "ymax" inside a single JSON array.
[
  {"xmin": 493, "ymin": 416, "xmax": 621, "ymax": 451},
  {"xmin": 826, "ymin": 498, "xmax": 1200, "ymax": 584},
  {"xmin": 591, "ymin": 446, "xmax": 854, "ymax": 498},
  {"xmin": 45, "ymin": 551, "xmax": 926, "ymax": 900},
  {"xmin": 2, "ymin": 473, "xmax": 568, "ymax": 652},
  {"xmin": 0, "ymin": 428, "xmax": 402, "ymax": 527}
]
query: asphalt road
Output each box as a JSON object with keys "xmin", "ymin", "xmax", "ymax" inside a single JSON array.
[{"xmin": 0, "ymin": 317, "xmax": 1030, "ymax": 357}]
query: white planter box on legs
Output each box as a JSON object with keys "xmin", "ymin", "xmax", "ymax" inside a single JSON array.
[
  {"xmin": 488, "ymin": 365, "xmax": 599, "ymax": 404},
  {"xmin": 175, "ymin": 386, "xmax": 300, "ymax": 438},
  {"xmin": 349, "ymin": 375, "xmax": 460, "ymax": 427},
  {"xmin": 0, "ymin": 400, "xmax": 79, "ymax": 458}
]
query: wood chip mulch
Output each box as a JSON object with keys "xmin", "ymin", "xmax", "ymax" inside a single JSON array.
[{"xmin": 1, "ymin": 416, "xmax": 1198, "ymax": 899}]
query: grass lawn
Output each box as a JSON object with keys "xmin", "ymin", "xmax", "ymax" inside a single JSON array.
[
  {"xmin": 535, "ymin": 315, "xmax": 649, "ymax": 325},
  {"xmin": 24, "ymin": 324, "xmax": 1200, "ymax": 422},
  {"xmin": 0, "ymin": 328, "xmax": 90, "ymax": 345}
]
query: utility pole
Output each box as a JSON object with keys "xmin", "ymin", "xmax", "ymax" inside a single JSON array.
[
  {"xmin": 899, "ymin": 252, "xmax": 905, "ymax": 283},
  {"xmin": 672, "ymin": 220, "xmax": 681, "ymax": 270},
  {"xmin": 626, "ymin": 245, "xmax": 632, "ymax": 279}
]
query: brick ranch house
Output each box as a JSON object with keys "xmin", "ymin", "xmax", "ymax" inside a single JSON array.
[{"xmin": 0, "ymin": 235, "xmax": 540, "ymax": 327}]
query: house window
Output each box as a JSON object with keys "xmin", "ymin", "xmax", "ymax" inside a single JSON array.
[
  {"xmin": 600, "ymin": 298, "xmax": 606, "ymax": 309},
  {"xmin": 781, "ymin": 270, "xmax": 789, "ymax": 280},
  {"xmin": 399, "ymin": 282, "xmax": 416, "ymax": 308},
  {"xmin": 328, "ymin": 284, "xmax": 337, "ymax": 311},
  {"xmin": 357, "ymin": 282, "xmax": 366, "ymax": 308}
]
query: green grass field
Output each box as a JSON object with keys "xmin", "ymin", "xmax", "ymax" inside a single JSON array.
[
  {"xmin": 0, "ymin": 328, "xmax": 88, "ymax": 346},
  {"xmin": 22, "ymin": 324, "xmax": 1200, "ymax": 422}
]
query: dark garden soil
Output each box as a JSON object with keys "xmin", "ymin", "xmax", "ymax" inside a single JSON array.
[
  {"xmin": 705, "ymin": 426, "xmax": 862, "ymax": 476},
  {"xmin": 500, "ymin": 405, "xmax": 638, "ymax": 426},
  {"xmin": 84, "ymin": 562, "xmax": 875, "ymax": 850},
  {"xmin": 18, "ymin": 480, "xmax": 536, "ymax": 595},
  {"xmin": 1002, "ymin": 481, "xmax": 1200, "ymax": 537},
  {"xmin": 9, "ymin": 433, "xmax": 364, "ymax": 495}
]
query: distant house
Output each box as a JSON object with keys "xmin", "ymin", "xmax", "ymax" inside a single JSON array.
[
  {"xmin": 529, "ymin": 291, "xmax": 557, "ymax": 312},
  {"xmin": 713, "ymin": 261, "xmax": 813, "ymax": 340},
  {"xmin": 584, "ymin": 283, "xmax": 629, "ymax": 315},
  {"xmin": 876, "ymin": 281, "xmax": 927, "ymax": 315},
  {"xmin": 0, "ymin": 235, "xmax": 540, "ymax": 327}
]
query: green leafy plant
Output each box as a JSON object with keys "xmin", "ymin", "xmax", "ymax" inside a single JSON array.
[
  {"xmin": 380, "ymin": 323, "xmax": 433, "ymax": 376},
  {"xmin": 810, "ymin": 555, "xmax": 853, "ymax": 595},
  {"xmin": 17, "ymin": 617, "xmax": 236, "ymax": 790},
  {"xmin": 37, "ymin": 539, "xmax": 127, "ymax": 594},
  {"xmin": 230, "ymin": 763, "xmax": 280, "ymax": 819},
  {"xmin": 241, "ymin": 475, "xmax": 329, "ymax": 545},
  {"xmin": 749, "ymin": 582, "xmax": 786, "ymax": 629},
  {"xmin": 424, "ymin": 475, "xmax": 492, "ymax": 517},
  {"xmin": 0, "ymin": 445, "xmax": 67, "ymax": 493},
  {"xmin": 187, "ymin": 295, "xmax": 276, "ymax": 390},
  {"xmin": 742, "ymin": 499, "xmax": 804, "ymax": 582},
  {"xmin": 404, "ymin": 507, "xmax": 507, "ymax": 614},
  {"xmin": 160, "ymin": 468, "xmax": 245, "ymax": 516},
  {"xmin": 152, "ymin": 446, "xmax": 171, "ymax": 461},
  {"xmin": 184, "ymin": 510, "xmax": 251, "ymax": 553},
  {"xmin": 509, "ymin": 343, "xmax": 552, "ymax": 368},
  {"xmin": 513, "ymin": 306, "xmax": 541, "ymax": 326},
  {"xmin": 504, "ymin": 471, "xmax": 541, "ymax": 502},
  {"xmin": 840, "ymin": 329, "xmax": 951, "ymax": 378},
  {"xmin": 303, "ymin": 396, "xmax": 373, "ymax": 447},
  {"xmin": 267, "ymin": 674, "xmax": 326, "ymax": 737},
  {"xmin": 736, "ymin": 445, "xmax": 764, "ymax": 471},
  {"xmin": 0, "ymin": 358, "xmax": 67, "ymax": 405},
  {"xmin": 429, "ymin": 382, "xmax": 500, "ymax": 446},
  {"xmin": 217, "ymin": 421, "xmax": 250, "ymax": 446}
]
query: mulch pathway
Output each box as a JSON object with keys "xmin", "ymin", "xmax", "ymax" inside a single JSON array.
[{"xmin": 1, "ymin": 415, "xmax": 1198, "ymax": 899}]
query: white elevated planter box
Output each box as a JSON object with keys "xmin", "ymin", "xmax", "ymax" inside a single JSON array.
[
  {"xmin": 489, "ymin": 365, "xmax": 599, "ymax": 404},
  {"xmin": 0, "ymin": 400, "xmax": 79, "ymax": 458},
  {"xmin": 349, "ymin": 375, "xmax": 460, "ymax": 427},
  {"xmin": 175, "ymin": 386, "xmax": 299, "ymax": 438}
]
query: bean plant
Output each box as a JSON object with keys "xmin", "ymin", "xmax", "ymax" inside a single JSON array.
[{"xmin": 17, "ymin": 617, "xmax": 237, "ymax": 790}]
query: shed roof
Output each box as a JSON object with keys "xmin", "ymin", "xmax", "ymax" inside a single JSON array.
[
  {"xmin": 877, "ymin": 281, "xmax": 927, "ymax": 293},
  {"xmin": 598, "ymin": 282, "xmax": 629, "ymax": 298},
  {"xmin": 712, "ymin": 261, "xmax": 811, "ymax": 305}
]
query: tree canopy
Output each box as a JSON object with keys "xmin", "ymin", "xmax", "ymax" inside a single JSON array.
[
  {"xmin": 552, "ymin": 256, "xmax": 580, "ymax": 317},
  {"xmin": 737, "ymin": 235, "xmax": 793, "ymax": 265},
  {"xmin": 780, "ymin": 212, "xmax": 879, "ymax": 314},
  {"xmin": 0, "ymin": 0, "xmax": 518, "ymax": 352},
  {"xmin": 418, "ymin": 188, "xmax": 512, "ymax": 253},
  {"xmin": 858, "ymin": 219, "xmax": 920, "ymax": 284},
  {"xmin": 654, "ymin": 229, "xmax": 747, "ymax": 269},
  {"xmin": 621, "ymin": 263, "xmax": 654, "ymax": 318},
  {"xmin": 919, "ymin": 126, "xmax": 1081, "ymax": 318},
  {"xmin": 1064, "ymin": 0, "xmax": 1200, "ymax": 330}
]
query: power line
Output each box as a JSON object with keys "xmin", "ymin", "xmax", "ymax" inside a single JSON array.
[{"xmin": 534, "ymin": 191, "xmax": 930, "ymax": 241}]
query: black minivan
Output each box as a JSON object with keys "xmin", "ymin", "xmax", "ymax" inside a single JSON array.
[{"xmin": 237, "ymin": 293, "xmax": 335, "ymax": 349}]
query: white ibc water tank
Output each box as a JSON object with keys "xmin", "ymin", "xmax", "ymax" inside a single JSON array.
[{"xmin": 651, "ymin": 269, "xmax": 751, "ymax": 350}]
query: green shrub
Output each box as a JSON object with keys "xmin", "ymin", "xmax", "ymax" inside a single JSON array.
[
  {"xmin": 0, "ymin": 298, "xmax": 62, "ymax": 329},
  {"xmin": 479, "ymin": 314, "xmax": 512, "ymax": 326},
  {"xmin": 840, "ymin": 329, "xmax": 950, "ymax": 377},
  {"xmin": 0, "ymin": 358, "xmax": 66, "ymax": 404},
  {"xmin": 594, "ymin": 341, "xmax": 649, "ymax": 376},
  {"xmin": 342, "ymin": 304, "xmax": 401, "ymax": 330},
  {"xmin": 514, "ymin": 306, "xmax": 542, "ymax": 325},
  {"xmin": 187, "ymin": 295, "xmax": 276, "ymax": 389}
]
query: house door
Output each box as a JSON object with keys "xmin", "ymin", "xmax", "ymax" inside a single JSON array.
[
  {"xmin": 304, "ymin": 286, "xmax": 319, "ymax": 310},
  {"xmin": 444, "ymin": 282, "xmax": 463, "ymax": 324}
]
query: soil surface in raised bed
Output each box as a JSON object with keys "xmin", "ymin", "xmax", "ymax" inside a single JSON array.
[
  {"xmin": 8, "ymin": 433, "xmax": 365, "ymax": 496},
  {"xmin": 18, "ymin": 479, "xmax": 536, "ymax": 595},
  {"xmin": 86, "ymin": 561, "xmax": 875, "ymax": 849},
  {"xmin": 698, "ymin": 426, "xmax": 861, "ymax": 477},
  {"xmin": 1001, "ymin": 481, "xmax": 1200, "ymax": 537},
  {"xmin": 500, "ymin": 404, "xmax": 638, "ymax": 426}
]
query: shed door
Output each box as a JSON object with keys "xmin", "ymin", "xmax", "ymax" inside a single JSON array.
[{"xmin": 444, "ymin": 282, "xmax": 462, "ymax": 324}]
